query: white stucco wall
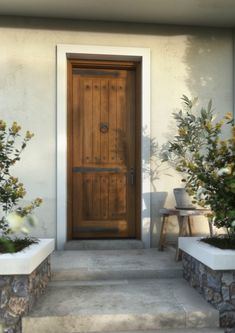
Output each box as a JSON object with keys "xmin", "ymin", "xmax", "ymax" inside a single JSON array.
[{"xmin": 0, "ymin": 17, "xmax": 233, "ymax": 246}]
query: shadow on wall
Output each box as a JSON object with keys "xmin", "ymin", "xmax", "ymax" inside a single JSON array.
[
  {"xmin": 156, "ymin": 30, "xmax": 233, "ymax": 239},
  {"xmin": 142, "ymin": 129, "xmax": 170, "ymax": 247},
  {"xmin": 142, "ymin": 127, "xmax": 171, "ymax": 191},
  {"xmin": 142, "ymin": 192, "xmax": 168, "ymax": 248},
  {"xmin": 147, "ymin": 29, "xmax": 233, "ymax": 246},
  {"xmin": 183, "ymin": 30, "xmax": 232, "ymax": 104}
]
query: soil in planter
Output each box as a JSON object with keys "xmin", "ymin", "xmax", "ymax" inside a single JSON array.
[
  {"xmin": 0, "ymin": 237, "xmax": 38, "ymax": 253},
  {"xmin": 200, "ymin": 236, "xmax": 235, "ymax": 250}
]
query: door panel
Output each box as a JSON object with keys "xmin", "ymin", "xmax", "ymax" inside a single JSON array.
[{"xmin": 68, "ymin": 62, "xmax": 137, "ymax": 239}]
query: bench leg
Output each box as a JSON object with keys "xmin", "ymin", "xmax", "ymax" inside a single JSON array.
[
  {"xmin": 175, "ymin": 216, "xmax": 188, "ymax": 261},
  {"xmin": 208, "ymin": 218, "xmax": 214, "ymax": 237},
  {"xmin": 188, "ymin": 216, "xmax": 193, "ymax": 236},
  {"xmin": 158, "ymin": 215, "xmax": 168, "ymax": 251}
]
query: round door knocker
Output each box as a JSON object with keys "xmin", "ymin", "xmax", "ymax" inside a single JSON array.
[{"xmin": 100, "ymin": 122, "xmax": 109, "ymax": 133}]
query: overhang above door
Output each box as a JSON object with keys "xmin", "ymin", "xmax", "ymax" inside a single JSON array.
[{"xmin": 0, "ymin": 0, "xmax": 235, "ymax": 27}]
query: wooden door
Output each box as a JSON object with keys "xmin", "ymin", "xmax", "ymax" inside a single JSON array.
[{"xmin": 67, "ymin": 60, "xmax": 139, "ymax": 239}]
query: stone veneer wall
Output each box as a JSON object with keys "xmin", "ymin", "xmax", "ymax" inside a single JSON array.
[
  {"xmin": 182, "ymin": 252, "xmax": 235, "ymax": 329},
  {"xmin": 0, "ymin": 257, "xmax": 51, "ymax": 333}
]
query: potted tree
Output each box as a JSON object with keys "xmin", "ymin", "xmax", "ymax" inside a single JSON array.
[
  {"xmin": 0, "ymin": 119, "xmax": 55, "ymax": 255},
  {"xmin": 163, "ymin": 96, "xmax": 235, "ymax": 329},
  {"xmin": 163, "ymin": 95, "xmax": 235, "ymax": 245},
  {"xmin": 0, "ymin": 120, "xmax": 54, "ymax": 333}
]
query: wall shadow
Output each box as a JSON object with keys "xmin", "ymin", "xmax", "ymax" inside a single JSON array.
[
  {"xmin": 142, "ymin": 129, "xmax": 170, "ymax": 247},
  {"xmin": 183, "ymin": 28, "xmax": 233, "ymax": 104}
]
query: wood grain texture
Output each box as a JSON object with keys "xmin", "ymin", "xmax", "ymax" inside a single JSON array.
[{"xmin": 67, "ymin": 59, "xmax": 140, "ymax": 239}]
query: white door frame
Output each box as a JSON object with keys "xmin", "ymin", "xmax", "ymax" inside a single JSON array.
[{"xmin": 56, "ymin": 44, "xmax": 151, "ymax": 250}]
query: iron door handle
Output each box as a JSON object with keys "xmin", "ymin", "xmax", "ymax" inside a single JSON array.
[{"xmin": 130, "ymin": 167, "xmax": 135, "ymax": 185}]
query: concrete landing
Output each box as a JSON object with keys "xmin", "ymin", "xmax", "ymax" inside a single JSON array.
[
  {"xmin": 22, "ymin": 278, "xmax": 219, "ymax": 333},
  {"xmin": 90, "ymin": 328, "xmax": 224, "ymax": 333},
  {"xmin": 64, "ymin": 239, "xmax": 144, "ymax": 250},
  {"xmin": 51, "ymin": 248, "xmax": 182, "ymax": 281},
  {"xmin": 23, "ymin": 328, "xmax": 223, "ymax": 333}
]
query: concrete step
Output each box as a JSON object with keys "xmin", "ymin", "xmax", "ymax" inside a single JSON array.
[
  {"xmin": 74, "ymin": 330, "xmax": 224, "ymax": 333},
  {"xmin": 64, "ymin": 240, "xmax": 144, "ymax": 250},
  {"xmin": 51, "ymin": 248, "xmax": 182, "ymax": 281},
  {"xmin": 22, "ymin": 278, "xmax": 219, "ymax": 333}
]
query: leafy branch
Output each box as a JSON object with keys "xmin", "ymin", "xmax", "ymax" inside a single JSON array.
[
  {"xmin": 163, "ymin": 96, "xmax": 235, "ymax": 235},
  {"xmin": 0, "ymin": 120, "xmax": 42, "ymax": 236}
]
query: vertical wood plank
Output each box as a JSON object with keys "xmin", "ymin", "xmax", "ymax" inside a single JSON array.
[
  {"xmin": 116, "ymin": 174, "xmax": 127, "ymax": 215},
  {"xmin": 108, "ymin": 80, "xmax": 117, "ymax": 163},
  {"xmin": 100, "ymin": 79, "xmax": 109, "ymax": 163},
  {"xmin": 100, "ymin": 175, "xmax": 109, "ymax": 219},
  {"xmin": 116, "ymin": 78, "xmax": 126, "ymax": 164},
  {"xmin": 126, "ymin": 70, "xmax": 136, "ymax": 237},
  {"xmin": 72, "ymin": 75, "xmax": 82, "ymax": 166},
  {"xmin": 92, "ymin": 80, "xmax": 101, "ymax": 164},
  {"xmin": 72, "ymin": 76, "xmax": 83, "ymax": 231},
  {"xmin": 92, "ymin": 175, "xmax": 101, "ymax": 218},
  {"xmin": 72, "ymin": 174, "xmax": 83, "ymax": 230},
  {"xmin": 108, "ymin": 174, "xmax": 117, "ymax": 218},
  {"xmin": 83, "ymin": 79, "xmax": 93, "ymax": 164},
  {"xmin": 83, "ymin": 175, "xmax": 93, "ymax": 219}
]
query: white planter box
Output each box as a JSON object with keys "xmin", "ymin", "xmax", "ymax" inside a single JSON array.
[
  {"xmin": 0, "ymin": 238, "xmax": 55, "ymax": 275},
  {"xmin": 179, "ymin": 236, "xmax": 235, "ymax": 270}
]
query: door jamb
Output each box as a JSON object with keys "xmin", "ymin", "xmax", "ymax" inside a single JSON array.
[{"xmin": 57, "ymin": 44, "xmax": 151, "ymax": 250}]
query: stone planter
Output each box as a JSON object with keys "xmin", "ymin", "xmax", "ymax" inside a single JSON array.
[
  {"xmin": 0, "ymin": 239, "xmax": 55, "ymax": 333},
  {"xmin": 179, "ymin": 237, "xmax": 235, "ymax": 328}
]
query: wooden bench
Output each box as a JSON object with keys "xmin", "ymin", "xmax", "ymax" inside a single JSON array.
[{"xmin": 158, "ymin": 208, "xmax": 213, "ymax": 261}]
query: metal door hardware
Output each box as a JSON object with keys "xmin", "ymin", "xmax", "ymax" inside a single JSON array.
[
  {"xmin": 73, "ymin": 166, "xmax": 120, "ymax": 173},
  {"xmin": 74, "ymin": 227, "xmax": 119, "ymax": 233},
  {"xmin": 100, "ymin": 122, "xmax": 109, "ymax": 133},
  {"xmin": 130, "ymin": 167, "xmax": 135, "ymax": 185}
]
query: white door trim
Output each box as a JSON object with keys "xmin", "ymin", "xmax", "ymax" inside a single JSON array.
[{"xmin": 56, "ymin": 44, "xmax": 151, "ymax": 250}]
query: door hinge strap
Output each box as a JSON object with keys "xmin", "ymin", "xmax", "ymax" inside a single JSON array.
[
  {"xmin": 73, "ymin": 167, "xmax": 120, "ymax": 173},
  {"xmin": 74, "ymin": 227, "xmax": 119, "ymax": 233}
]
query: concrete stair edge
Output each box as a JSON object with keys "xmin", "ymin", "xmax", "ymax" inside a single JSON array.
[
  {"xmin": 51, "ymin": 268, "xmax": 183, "ymax": 281},
  {"xmin": 51, "ymin": 248, "xmax": 182, "ymax": 282},
  {"xmin": 22, "ymin": 279, "xmax": 220, "ymax": 333},
  {"xmin": 22, "ymin": 250, "xmax": 221, "ymax": 333},
  {"xmin": 64, "ymin": 239, "xmax": 145, "ymax": 250},
  {"xmin": 70, "ymin": 328, "xmax": 224, "ymax": 333}
]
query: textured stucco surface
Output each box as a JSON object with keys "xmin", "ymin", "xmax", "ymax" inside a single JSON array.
[{"xmin": 0, "ymin": 17, "xmax": 233, "ymax": 245}]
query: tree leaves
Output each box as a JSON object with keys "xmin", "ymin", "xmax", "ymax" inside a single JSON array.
[
  {"xmin": 165, "ymin": 97, "xmax": 235, "ymax": 236},
  {"xmin": 0, "ymin": 121, "xmax": 42, "ymax": 236}
]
